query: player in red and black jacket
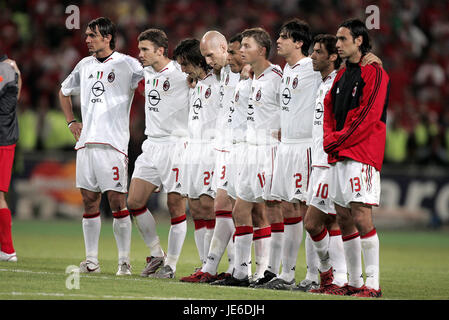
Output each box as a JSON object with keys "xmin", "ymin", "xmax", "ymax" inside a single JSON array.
[
  {"xmin": 323, "ymin": 38, "xmax": 390, "ymax": 172},
  {"xmin": 322, "ymin": 19, "xmax": 390, "ymax": 298}
]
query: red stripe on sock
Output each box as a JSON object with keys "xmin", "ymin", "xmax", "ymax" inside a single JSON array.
[
  {"xmin": 311, "ymin": 227, "xmax": 328, "ymax": 242},
  {"xmin": 271, "ymin": 222, "xmax": 284, "ymax": 233},
  {"xmin": 215, "ymin": 210, "xmax": 233, "ymax": 218},
  {"xmin": 253, "ymin": 226, "xmax": 271, "ymax": 240},
  {"xmin": 113, "ymin": 209, "xmax": 130, "ymax": 219},
  {"xmin": 284, "ymin": 216, "xmax": 303, "ymax": 225},
  {"xmin": 329, "ymin": 229, "xmax": 342, "ymax": 237},
  {"xmin": 235, "ymin": 225, "xmax": 253, "ymax": 236},
  {"xmin": 129, "ymin": 206, "xmax": 147, "ymax": 217},
  {"xmin": 83, "ymin": 211, "xmax": 100, "ymax": 219},
  {"xmin": 171, "ymin": 214, "xmax": 186, "ymax": 225},
  {"xmin": 194, "ymin": 219, "xmax": 205, "ymax": 230},
  {"xmin": 205, "ymin": 219, "xmax": 216, "ymax": 229},
  {"xmin": 342, "ymin": 232, "xmax": 360, "ymax": 242},
  {"xmin": 361, "ymin": 228, "xmax": 377, "ymax": 239}
]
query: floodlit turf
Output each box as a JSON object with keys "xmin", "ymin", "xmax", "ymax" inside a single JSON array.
[{"xmin": 1, "ymin": 219, "xmax": 449, "ymax": 300}]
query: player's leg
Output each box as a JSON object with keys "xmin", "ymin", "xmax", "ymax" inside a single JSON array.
[
  {"xmin": 304, "ymin": 205, "xmax": 333, "ymax": 291},
  {"xmin": 79, "ymin": 188, "xmax": 102, "ymax": 272},
  {"xmin": 189, "ymin": 197, "xmax": 205, "ymax": 269},
  {"xmin": 200, "ymin": 189, "xmax": 234, "ymax": 280},
  {"xmin": 156, "ymin": 192, "xmax": 187, "ymax": 278},
  {"xmin": 251, "ymin": 202, "xmax": 270, "ymax": 282},
  {"xmin": 226, "ymin": 197, "xmax": 253, "ymax": 283},
  {"xmin": 335, "ymin": 203, "xmax": 364, "ymax": 290},
  {"xmin": 325, "ymin": 214, "xmax": 347, "ymax": 287},
  {"xmin": 0, "ymin": 192, "xmax": 17, "ymax": 261},
  {"xmin": 0, "ymin": 145, "xmax": 17, "ymax": 261},
  {"xmin": 253, "ymin": 200, "xmax": 282, "ymax": 286},
  {"xmin": 199, "ymin": 194, "xmax": 216, "ymax": 268},
  {"xmin": 271, "ymin": 201, "xmax": 304, "ymax": 288},
  {"xmin": 107, "ymin": 190, "xmax": 132, "ymax": 275},
  {"xmin": 351, "ymin": 202, "xmax": 380, "ymax": 296},
  {"xmin": 127, "ymin": 177, "xmax": 165, "ymax": 276}
]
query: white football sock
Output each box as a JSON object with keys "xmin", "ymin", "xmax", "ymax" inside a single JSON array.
[
  {"xmin": 343, "ymin": 232, "xmax": 364, "ymax": 288},
  {"xmin": 267, "ymin": 223, "xmax": 283, "ymax": 275},
  {"xmin": 132, "ymin": 208, "xmax": 164, "ymax": 257},
  {"xmin": 166, "ymin": 214, "xmax": 187, "ymax": 272},
  {"xmin": 361, "ymin": 229, "xmax": 380, "ymax": 290},
  {"xmin": 112, "ymin": 210, "xmax": 132, "ymax": 264},
  {"xmin": 233, "ymin": 226, "xmax": 253, "ymax": 280},
  {"xmin": 225, "ymin": 236, "xmax": 235, "ymax": 275},
  {"xmin": 329, "ymin": 229, "xmax": 347, "ymax": 286},
  {"xmin": 253, "ymin": 227, "xmax": 271, "ymax": 278},
  {"xmin": 82, "ymin": 212, "xmax": 101, "ymax": 264},
  {"xmin": 310, "ymin": 228, "xmax": 331, "ymax": 272},
  {"xmin": 305, "ymin": 232, "xmax": 320, "ymax": 282},
  {"xmin": 203, "ymin": 216, "xmax": 234, "ymax": 275},
  {"xmin": 193, "ymin": 219, "xmax": 206, "ymax": 266},
  {"xmin": 279, "ymin": 218, "xmax": 303, "ymax": 282}
]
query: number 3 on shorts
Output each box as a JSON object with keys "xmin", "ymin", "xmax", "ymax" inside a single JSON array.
[{"xmin": 112, "ymin": 166, "xmax": 120, "ymax": 181}]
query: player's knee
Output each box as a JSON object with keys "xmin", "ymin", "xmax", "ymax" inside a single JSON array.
[
  {"xmin": 304, "ymin": 210, "xmax": 323, "ymax": 236},
  {"xmin": 127, "ymin": 196, "xmax": 146, "ymax": 211},
  {"xmin": 167, "ymin": 197, "xmax": 186, "ymax": 218}
]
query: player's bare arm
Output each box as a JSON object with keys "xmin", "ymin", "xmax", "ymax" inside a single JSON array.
[{"xmin": 58, "ymin": 89, "xmax": 82, "ymax": 141}]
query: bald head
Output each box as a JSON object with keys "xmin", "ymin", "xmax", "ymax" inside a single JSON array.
[{"xmin": 200, "ymin": 30, "xmax": 228, "ymax": 72}]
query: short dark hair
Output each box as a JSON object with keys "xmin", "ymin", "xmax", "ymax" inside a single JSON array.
[
  {"xmin": 280, "ymin": 18, "xmax": 312, "ymax": 56},
  {"xmin": 339, "ymin": 18, "xmax": 372, "ymax": 55},
  {"xmin": 87, "ymin": 17, "xmax": 116, "ymax": 50},
  {"xmin": 138, "ymin": 28, "xmax": 169, "ymax": 57},
  {"xmin": 313, "ymin": 34, "xmax": 342, "ymax": 70},
  {"xmin": 241, "ymin": 27, "xmax": 272, "ymax": 59},
  {"xmin": 229, "ymin": 33, "xmax": 242, "ymax": 44},
  {"xmin": 173, "ymin": 38, "xmax": 210, "ymax": 72}
]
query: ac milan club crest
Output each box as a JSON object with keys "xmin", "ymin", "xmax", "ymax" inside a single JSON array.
[
  {"xmin": 163, "ymin": 79, "xmax": 170, "ymax": 91},
  {"xmin": 107, "ymin": 72, "xmax": 115, "ymax": 83},
  {"xmin": 255, "ymin": 89, "xmax": 262, "ymax": 101},
  {"xmin": 205, "ymin": 87, "xmax": 211, "ymax": 99},
  {"xmin": 292, "ymin": 77, "xmax": 298, "ymax": 89}
]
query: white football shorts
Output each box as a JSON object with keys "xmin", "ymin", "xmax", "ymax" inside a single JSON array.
[
  {"xmin": 236, "ymin": 143, "xmax": 279, "ymax": 203},
  {"xmin": 329, "ymin": 159, "xmax": 381, "ymax": 209},
  {"xmin": 76, "ymin": 143, "xmax": 128, "ymax": 193},
  {"xmin": 182, "ymin": 140, "xmax": 216, "ymax": 199},
  {"xmin": 271, "ymin": 141, "xmax": 312, "ymax": 203},
  {"xmin": 307, "ymin": 166, "xmax": 336, "ymax": 215},
  {"xmin": 211, "ymin": 148, "xmax": 231, "ymax": 192},
  {"xmin": 131, "ymin": 138, "xmax": 186, "ymax": 194}
]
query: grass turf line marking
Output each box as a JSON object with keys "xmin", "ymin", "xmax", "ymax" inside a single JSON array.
[{"xmin": 1, "ymin": 291, "xmax": 195, "ymax": 300}]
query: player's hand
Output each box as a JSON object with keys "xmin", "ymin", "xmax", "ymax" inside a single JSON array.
[
  {"xmin": 241, "ymin": 64, "xmax": 253, "ymax": 80},
  {"xmin": 361, "ymin": 53, "xmax": 383, "ymax": 67},
  {"xmin": 69, "ymin": 122, "xmax": 83, "ymax": 142}
]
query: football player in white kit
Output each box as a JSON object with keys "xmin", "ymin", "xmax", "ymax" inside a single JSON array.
[
  {"xmin": 303, "ymin": 34, "xmax": 349, "ymax": 293},
  {"xmin": 172, "ymin": 39, "xmax": 221, "ymax": 281},
  {"xmin": 215, "ymin": 28, "xmax": 282, "ymax": 287},
  {"xmin": 179, "ymin": 31, "xmax": 240, "ymax": 283},
  {"xmin": 127, "ymin": 29, "xmax": 189, "ymax": 279},
  {"xmin": 59, "ymin": 17, "xmax": 143, "ymax": 275}
]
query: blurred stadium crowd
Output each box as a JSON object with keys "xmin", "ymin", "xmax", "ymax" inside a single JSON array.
[{"xmin": 1, "ymin": 0, "xmax": 449, "ymax": 170}]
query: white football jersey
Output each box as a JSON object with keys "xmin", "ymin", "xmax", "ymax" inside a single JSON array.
[
  {"xmin": 280, "ymin": 57, "xmax": 321, "ymax": 142},
  {"xmin": 216, "ymin": 65, "xmax": 240, "ymax": 148},
  {"xmin": 188, "ymin": 71, "xmax": 221, "ymax": 141},
  {"xmin": 143, "ymin": 60, "xmax": 189, "ymax": 140},
  {"xmin": 61, "ymin": 52, "xmax": 143, "ymax": 155},
  {"xmin": 312, "ymin": 70, "xmax": 337, "ymax": 167},
  {"xmin": 246, "ymin": 64, "xmax": 282, "ymax": 145},
  {"xmin": 229, "ymin": 77, "xmax": 252, "ymax": 143}
]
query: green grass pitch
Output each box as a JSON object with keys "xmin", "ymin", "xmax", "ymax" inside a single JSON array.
[{"xmin": 1, "ymin": 218, "xmax": 449, "ymax": 300}]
